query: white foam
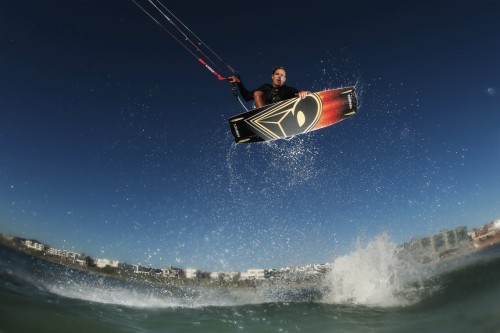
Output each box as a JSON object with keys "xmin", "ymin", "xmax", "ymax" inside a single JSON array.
[
  {"xmin": 321, "ymin": 233, "xmax": 427, "ymax": 307},
  {"xmin": 44, "ymin": 281, "xmax": 181, "ymax": 308},
  {"xmin": 40, "ymin": 276, "xmax": 275, "ymax": 308}
]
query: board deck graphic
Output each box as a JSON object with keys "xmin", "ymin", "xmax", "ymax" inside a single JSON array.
[{"xmin": 228, "ymin": 87, "xmax": 357, "ymax": 143}]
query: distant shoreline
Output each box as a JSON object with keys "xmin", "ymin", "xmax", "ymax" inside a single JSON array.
[
  {"xmin": 0, "ymin": 236, "xmax": 323, "ymax": 289},
  {"xmin": 2, "ymin": 220, "xmax": 499, "ymax": 288}
]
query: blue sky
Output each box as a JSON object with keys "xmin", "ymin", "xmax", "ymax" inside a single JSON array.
[{"xmin": 1, "ymin": 0, "xmax": 499, "ymax": 271}]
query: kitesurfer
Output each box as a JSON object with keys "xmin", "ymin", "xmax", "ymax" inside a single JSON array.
[{"xmin": 228, "ymin": 66, "xmax": 311, "ymax": 108}]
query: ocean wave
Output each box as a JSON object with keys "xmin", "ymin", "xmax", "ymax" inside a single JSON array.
[{"xmin": 2, "ymin": 241, "xmax": 500, "ymax": 310}]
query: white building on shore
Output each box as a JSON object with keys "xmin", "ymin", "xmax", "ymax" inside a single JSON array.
[
  {"xmin": 469, "ymin": 219, "xmax": 500, "ymax": 249},
  {"xmin": 162, "ymin": 266, "xmax": 184, "ymax": 279},
  {"xmin": 240, "ymin": 268, "xmax": 265, "ymax": 280},
  {"xmin": 95, "ymin": 258, "xmax": 120, "ymax": 268},
  {"xmin": 23, "ymin": 240, "xmax": 46, "ymax": 251},
  {"xmin": 399, "ymin": 226, "xmax": 472, "ymax": 263},
  {"xmin": 185, "ymin": 268, "xmax": 199, "ymax": 279},
  {"xmin": 46, "ymin": 247, "xmax": 82, "ymax": 261}
]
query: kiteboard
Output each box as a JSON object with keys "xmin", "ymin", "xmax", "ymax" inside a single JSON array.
[{"xmin": 228, "ymin": 86, "xmax": 358, "ymax": 143}]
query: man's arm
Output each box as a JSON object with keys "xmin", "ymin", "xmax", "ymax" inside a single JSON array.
[
  {"xmin": 228, "ymin": 76, "xmax": 254, "ymax": 102},
  {"xmin": 287, "ymin": 86, "xmax": 310, "ymax": 100},
  {"xmin": 297, "ymin": 91, "xmax": 311, "ymax": 99}
]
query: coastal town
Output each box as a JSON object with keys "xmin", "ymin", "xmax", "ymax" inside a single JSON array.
[{"xmin": 1, "ymin": 219, "xmax": 499, "ymax": 285}]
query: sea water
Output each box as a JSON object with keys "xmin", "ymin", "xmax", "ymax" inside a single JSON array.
[{"xmin": 1, "ymin": 240, "xmax": 500, "ymax": 333}]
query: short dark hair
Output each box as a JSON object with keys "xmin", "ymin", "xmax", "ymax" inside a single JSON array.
[{"xmin": 272, "ymin": 66, "xmax": 286, "ymax": 75}]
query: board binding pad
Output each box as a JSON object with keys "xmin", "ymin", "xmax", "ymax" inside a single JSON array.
[{"xmin": 228, "ymin": 86, "xmax": 357, "ymax": 143}]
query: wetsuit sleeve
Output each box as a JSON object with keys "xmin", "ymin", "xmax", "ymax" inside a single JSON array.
[
  {"xmin": 288, "ymin": 86, "xmax": 299, "ymax": 97},
  {"xmin": 236, "ymin": 82, "xmax": 254, "ymax": 102}
]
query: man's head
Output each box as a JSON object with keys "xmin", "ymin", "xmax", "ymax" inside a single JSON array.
[{"xmin": 271, "ymin": 66, "xmax": 287, "ymax": 87}]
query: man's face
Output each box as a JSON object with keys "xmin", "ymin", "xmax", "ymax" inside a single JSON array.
[{"xmin": 272, "ymin": 69, "xmax": 286, "ymax": 87}]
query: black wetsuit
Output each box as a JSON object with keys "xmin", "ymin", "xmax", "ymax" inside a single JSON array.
[{"xmin": 236, "ymin": 82, "xmax": 299, "ymax": 106}]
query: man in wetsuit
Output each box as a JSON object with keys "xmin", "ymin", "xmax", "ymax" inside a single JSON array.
[{"xmin": 228, "ymin": 66, "xmax": 311, "ymax": 108}]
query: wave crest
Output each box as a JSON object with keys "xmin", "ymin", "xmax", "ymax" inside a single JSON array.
[{"xmin": 322, "ymin": 234, "xmax": 428, "ymax": 307}]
